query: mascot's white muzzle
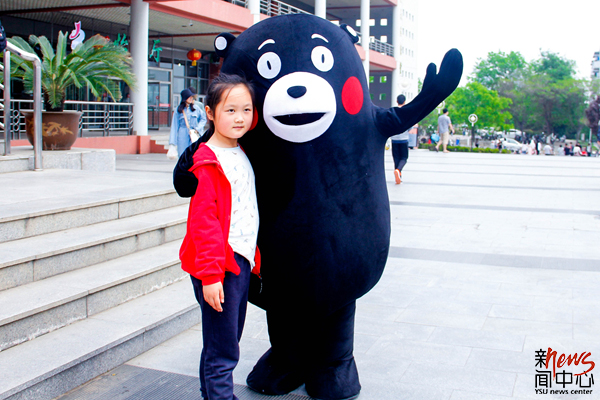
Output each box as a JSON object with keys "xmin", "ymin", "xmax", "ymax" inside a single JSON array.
[{"xmin": 263, "ymin": 72, "xmax": 336, "ymax": 143}]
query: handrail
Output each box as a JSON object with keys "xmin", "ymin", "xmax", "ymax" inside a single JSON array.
[
  {"xmin": 2, "ymin": 99, "xmax": 135, "ymax": 137},
  {"xmin": 356, "ymin": 32, "xmax": 394, "ymax": 57},
  {"xmin": 2, "ymin": 42, "xmax": 43, "ymax": 170}
]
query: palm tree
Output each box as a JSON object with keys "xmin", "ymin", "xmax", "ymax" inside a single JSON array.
[{"xmin": 7, "ymin": 31, "xmax": 136, "ymax": 111}]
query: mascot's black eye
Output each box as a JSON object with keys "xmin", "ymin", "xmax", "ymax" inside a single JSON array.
[
  {"xmin": 311, "ymin": 46, "xmax": 334, "ymax": 72},
  {"xmin": 257, "ymin": 52, "xmax": 282, "ymax": 79}
]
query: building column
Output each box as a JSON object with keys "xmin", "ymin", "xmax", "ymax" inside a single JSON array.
[
  {"xmin": 130, "ymin": 0, "xmax": 149, "ymax": 136},
  {"xmin": 391, "ymin": 2, "xmax": 402, "ymax": 107},
  {"xmin": 360, "ymin": 0, "xmax": 370, "ymax": 85},
  {"xmin": 249, "ymin": 0, "xmax": 260, "ymax": 24},
  {"xmin": 315, "ymin": 0, "xmax": 326, "ymax": 19}
]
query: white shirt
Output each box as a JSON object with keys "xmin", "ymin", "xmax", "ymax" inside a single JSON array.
[{"xmin": 207, "ymin": 144, "xmax": 259, "ymax": 267}]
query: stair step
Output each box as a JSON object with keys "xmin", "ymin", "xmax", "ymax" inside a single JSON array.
[
  {"xmin": 0, "ymin": 182, "xmax": 188, "ymax": 243},
  {"xmin": 0, "ymin": 280, "xmax": 200, "ymax": 400},
  {"xmin": 0, "ymin": 240, "xmax": 185, "ymax": 352},
  {"xmin": 0, "ymin": 205, "xmax": 188, "ymax": 291}
]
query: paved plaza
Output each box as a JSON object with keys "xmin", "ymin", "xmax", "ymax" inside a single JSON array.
[{"xmin": 37, "ymin": 149, "xmax": 600, "ymax": 399}]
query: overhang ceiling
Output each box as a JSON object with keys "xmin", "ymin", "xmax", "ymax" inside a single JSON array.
[{"xmin": 0, "ymin": 0, "xmax": 394, "ymax": 57}]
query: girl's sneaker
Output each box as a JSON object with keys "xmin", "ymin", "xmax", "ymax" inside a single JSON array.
[{"xmin": 394, "ymin": 169, "xmax": 402, "ymax": 184}]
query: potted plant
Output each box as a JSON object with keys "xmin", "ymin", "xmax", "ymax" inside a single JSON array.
[{"xmin": 7, "ymin": 31, "xmax": 136, "ymax": 150}]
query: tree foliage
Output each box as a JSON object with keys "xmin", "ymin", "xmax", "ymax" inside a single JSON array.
[
  {"xmin": 471, "ymin": 51, "xmax": 527, "ymax": 92},
  {"xmin": 446, "ymin": 82, "xmax": 512, "ymax": 131},
  {"xmin": 457, "ymin": 50, "xmax": 588, "ymax": 138}
]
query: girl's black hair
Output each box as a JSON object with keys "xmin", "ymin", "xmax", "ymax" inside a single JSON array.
[
  {"xmin": 199, "ymin": 73, "xmax": 255, "ymax": 143},
  {"xmin": 177, "ymin": 100, "xmax": 195, "ymax": 114}
]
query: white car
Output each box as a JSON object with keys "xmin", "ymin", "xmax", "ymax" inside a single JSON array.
[{"xmin": 501, "ymin": 138, "xmax": 522, "ymax": 152}]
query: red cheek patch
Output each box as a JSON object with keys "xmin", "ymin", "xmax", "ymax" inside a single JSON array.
[
  {"xmin": 250, "ymin": 108, "xmax": 258, "ymax": 131},
  {"xmin": 342, "ymin": 76, "xmax": 363, "ymax": 115}
]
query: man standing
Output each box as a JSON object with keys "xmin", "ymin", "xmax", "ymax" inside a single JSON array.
[
  {"xmin": 391, "ymin": 95, "xmax": 411, "ymax": 184},
  {"xmin": 436, "ymin": 108, "xmax": 454, "ymax": 153}
]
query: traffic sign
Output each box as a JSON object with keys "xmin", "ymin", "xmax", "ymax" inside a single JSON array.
[{"xmin": 468, "ymin": 114, "xmax": 478, "ymax": 125}]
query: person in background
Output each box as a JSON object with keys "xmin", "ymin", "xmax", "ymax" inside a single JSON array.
[
  {"xmin": 435, "ymin": 108, "xmax": 454, "ymax": 153},
  {"xmin": 391, "ymin": 95, "xmax": 411, "ymax": 184},
  {"xmin": 169, "ymin": 88, "xmax": 207, "ymax": 157}
]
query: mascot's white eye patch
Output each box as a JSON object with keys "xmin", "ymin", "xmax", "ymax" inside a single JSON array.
[
  {"xmin": 311, "ymin": 46, "xmax": 334, "ymax": 72},
  {"xmin": 257, "ymin": 52, "xmax": 282, "ymax": 79}
]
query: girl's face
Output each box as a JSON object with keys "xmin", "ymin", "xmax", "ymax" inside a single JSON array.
[
  {"xmin": 185, "ymin": 96, "xmax": 195, "ymax": 105},
  {"xmin": 206, "ymin": 85, "xmax": 253, "ymax": 148}
]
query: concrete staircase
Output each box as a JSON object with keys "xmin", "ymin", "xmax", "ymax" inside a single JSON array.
[
  {"xmin": 0, "ymin": 172, "xmax": 198, "ymax": 400},
  {"xmin": 149, "ymin": 134, "xmax": 170, "ymax": 152}
]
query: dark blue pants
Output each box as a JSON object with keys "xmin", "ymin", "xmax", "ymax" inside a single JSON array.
[
  {"xmin": 191, "ymin": 254, "xmax": 251, "ymax": 400},
  {"xmin": 392, "ymin": 141, "xmax": 409, "ymax": 172}
]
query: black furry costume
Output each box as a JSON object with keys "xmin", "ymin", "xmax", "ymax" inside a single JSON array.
[{"xmin": 174, "ymin": 14, "xmax": 462, "ymax": 400}]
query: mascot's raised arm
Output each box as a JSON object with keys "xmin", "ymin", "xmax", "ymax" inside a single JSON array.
[{"xmin": 174, "ymin": 14, "xmax": 462, "ymax": 400}]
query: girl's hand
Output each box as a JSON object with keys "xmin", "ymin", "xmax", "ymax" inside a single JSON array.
[{"xmin": 203, "ymin": 282, "xmax": 224, "ymax": 312}]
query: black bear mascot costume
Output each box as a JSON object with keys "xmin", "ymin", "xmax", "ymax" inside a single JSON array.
[{"xmin": 175, "ymin": 14, "xmax": 462, "ymax": 400}]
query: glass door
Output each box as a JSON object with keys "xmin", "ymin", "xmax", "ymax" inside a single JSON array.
[
  {"xmin": 159, "ymin": 83, "xmax": 171, "ymax": 128},
  {"xmin": 148, "ymin": 82, "xmax": 160, "ymax": 130}
]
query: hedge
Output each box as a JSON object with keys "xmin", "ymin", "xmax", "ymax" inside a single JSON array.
[{"xmin": 421, "ymin": 144, "xmax": 511, "ymax": 154}]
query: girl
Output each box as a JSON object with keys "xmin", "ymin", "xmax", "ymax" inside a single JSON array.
[
  {"xmin": 169, "ymin": 88, "xmax": 207, "ymax": 157},
  {"xmin": 179, "ymin": 74, "xmax": 260, "ymax": 400}
]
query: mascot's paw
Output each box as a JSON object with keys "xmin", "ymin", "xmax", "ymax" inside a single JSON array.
[
  {"xmin": 421, "ymin": 48, "xmax": 463, "ymax": 99},
  {"xmin": 305, "ymin": 357, "xmax": 361, "ymax": 400},
  {"xmin": 246, "ymin": 348, "xmax": 305, "ymax": 395}
]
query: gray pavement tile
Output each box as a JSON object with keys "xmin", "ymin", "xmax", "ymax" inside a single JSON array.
[
  {"xmin": 573, "ymin": 324, "xmax": 600, "ymax": 343},
  {"xmin": 399, "ymin": 362, "xmax": 517, "ymax": 397},
  {"xmin": 454, "ymin": 289, "xmax": 537, "ymax": 308},
  {"xmin": 396, "ymin": 309, "xmax": 488, "ymax": 330},
  {"xmin": 573, "ymin": 308, "xmax": 600, "ymax": 325},
  {"xmin": 353, "ymin": 332, "xmax": 381, "ymax": 354},
  {"xmin": 406, "ymin": 297, "xmax": 493, "ymax": 317},
  {"xmin": 497, "ymin": 283, "xmax": 573, "ymax": 299},
  {"xmin": 355, "ymin": 302, "xmax": 405, "ymax": 322},
  {"xmin": 353, "ymin": 352, "xmax": 412, "ymax": 382},
  {"xmin": 466, "ymin": 348, "xmax": 533, "ymax": 375},
  {"xmin": 356, "ymin": 378, "xmax": 454, "ymax": 400},
  {"xmin": 523, "ymin": 335, "xmax": 600, "ymax": 354},
  {"xmin": 482, "ymin": 318, "xmax": 573, "ymax": 339},
  {"xmin": 354, "ymin": 318, "xmax": 435, "ymax": 341},
  {"xmin": 450, "ymin": 389, "xmax": 530, "ymax": 400},
  {"xmin": 366, "ymin": 335, "xmax": 472, "ymax": 367},
  {"xmin": 428, "ymin": 327, "xmax": 525, "ymax": 352},
  {"xmin": 489, "ymin": 304, "xmax": 574, "ymax": 324}
]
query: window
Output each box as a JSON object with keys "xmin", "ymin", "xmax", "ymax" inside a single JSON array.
[
  {"xmin": 369, "ymin": 19, "xmax": 375, "ymax": 26},
  {"xmin": 380, "ymin": 35, "xmax": 387, "ymax": 43},
  {"xmin": 380, "ymin": 18, "xmax": 387, "ymax": 26},
  {"xmin": 356, "ymin": 19, "xmax": 361, "ymax": 26},
  {"xmin": 380, "ymin": 76, "xmax": 387, "ymax": 83},
  {"xmin": 369, "ymin": 93, "xmax": 374, "ymax": 100},
  {"xmin": 379, "ymin": 93, "xmax": 386, "ymax": 101},
  {"xmin": 331, "ymin": 20, "xmax": 340, "ymax": 26},
  {"xmin": 369, "ymin": 76, "xmax": 374, "ymax": 83}
]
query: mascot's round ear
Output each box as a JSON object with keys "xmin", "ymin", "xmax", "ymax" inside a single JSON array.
[
  {"xmin": 340, "ymin": 24, "xmax": 359, "ymax": 44},
  {"xmin": 214, "ymin": 33, "xmax": 236, "ymax": 58}
]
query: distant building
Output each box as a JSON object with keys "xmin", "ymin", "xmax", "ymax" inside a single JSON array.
[{"xmin": 592, "ymin": 50, "xmax": 600, "ymax": 79}]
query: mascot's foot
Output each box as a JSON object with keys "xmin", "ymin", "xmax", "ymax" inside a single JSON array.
[
  {"xmin": 305, "ymin": 358, "xmax": 361, "ymax": 400},
  {"xmin": 246, "ymin": 349, "xmax": 305, "ymax": 395}
]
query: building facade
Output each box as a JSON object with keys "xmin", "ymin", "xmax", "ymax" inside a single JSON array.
[{"xmin": 0, "ymin": 0, "xmax": 419, "ymax": 139}]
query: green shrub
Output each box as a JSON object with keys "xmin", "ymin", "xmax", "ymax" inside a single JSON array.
[{"xmin": 424, "ymin": 144, "xmax": 509, "ymax": 153}]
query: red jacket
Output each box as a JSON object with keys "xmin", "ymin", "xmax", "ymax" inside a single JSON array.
[{"xmin": 179, "ymin": 143, "xmax": 260, "ymax": 285}]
